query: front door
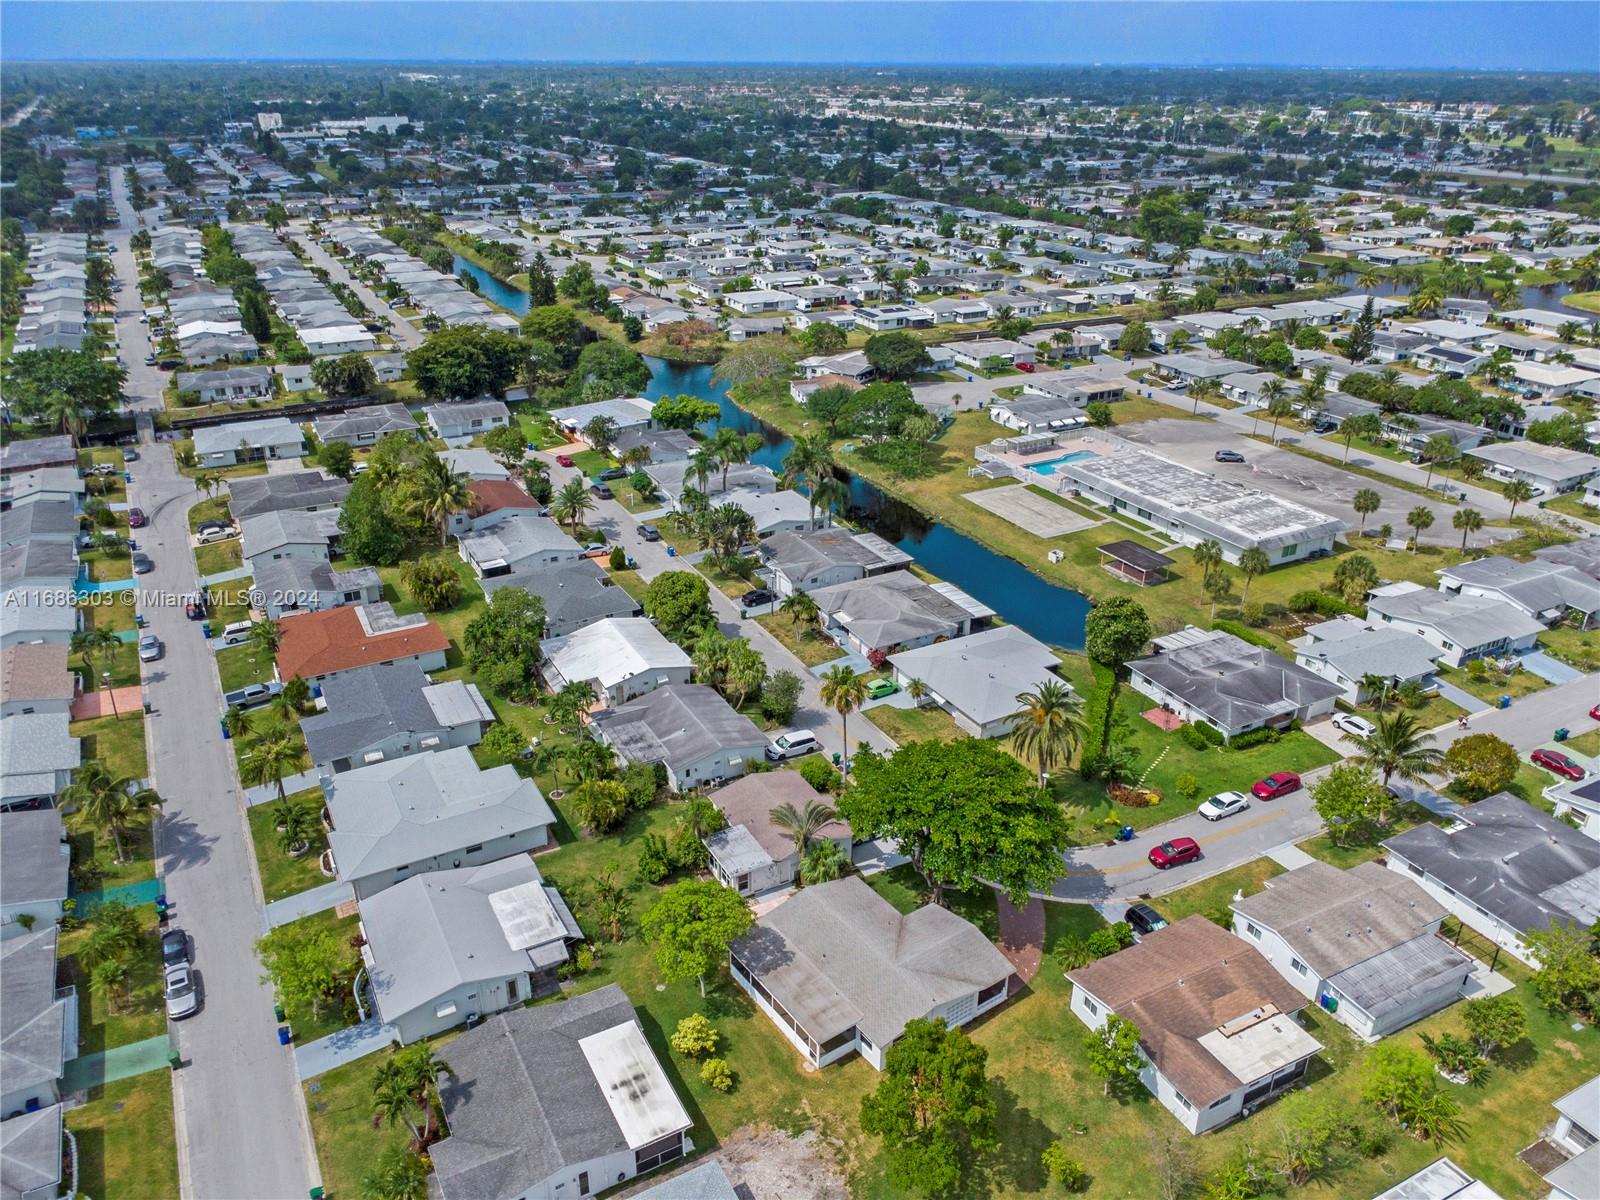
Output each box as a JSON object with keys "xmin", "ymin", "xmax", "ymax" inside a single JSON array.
[{"xmin": 578, "ymin": 1171, "xmax": 590, "ymax": 1196}]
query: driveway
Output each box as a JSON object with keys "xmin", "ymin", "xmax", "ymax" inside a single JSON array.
[
  {"xmin": 131, "ymin": 443, "xmax": 320, "ymax": 1199},
  {"xmin": 293, "ymin": 1019, "xmax": 398, "ymax": 1081}
]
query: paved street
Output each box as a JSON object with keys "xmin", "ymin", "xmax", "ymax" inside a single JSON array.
[
  {"xmin": 1423, "ymin": 672, "xmax": 1599, "ymax": 755},
  {"xmin": 108, "ymin": 175, "xmax": 319, "ymax": 1200},
  {"xmin": 293, "ymin": 223, "xmax": 423, "ymax": 349}
]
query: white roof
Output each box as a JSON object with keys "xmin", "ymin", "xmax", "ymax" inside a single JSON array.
[
  {"xmin": 578, "ymin": 1021, "xmax": 693, "ymax": 1150},
  {"xmin": 541, "ymin": 617, "xmax": 691, "ymax": 692}
]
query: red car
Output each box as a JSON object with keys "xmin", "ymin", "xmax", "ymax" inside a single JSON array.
[
  {"xmin": 1589, "ymin": 704, "xmax": 1600, "ymax": 722},
  {"xmin": 128, "ymin": 507, "xmax": 147, "ymax": 528},
  {"xmin": 1531, "ymin": 749, "xmax": 1587, "ymax": 781},
  {"xmin": 1149, "ymin": 837, "xmax": 1201, "ymax": 870},
  {"xmin": 555, "ymin": 454, "xmax": 574, "ymax": 468},
  {"xmin": 1251, "ymin": 771, "xmax": 1302, "ymax": 800},
  {"xmin": 1016, "ymin": 361, "xmax": 1035, "ymax": 373}
]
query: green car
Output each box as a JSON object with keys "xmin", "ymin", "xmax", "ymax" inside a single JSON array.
[{"xmin": 866, "ymin": 678, "xmax": 899, "ymax": 700}]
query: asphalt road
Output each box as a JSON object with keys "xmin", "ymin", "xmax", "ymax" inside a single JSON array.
[
  {"xmin": 293, "ymin": 224, "xmax": 423, "ymax": 350},
  {"xmin": 110, "ymin": 174, "xmax": 320, "ymax": 1199}
]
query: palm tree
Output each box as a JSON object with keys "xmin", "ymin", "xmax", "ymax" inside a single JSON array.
[
  {"xmin": 371, "ymin": 1059, "xmax": 423, "ymax": 1146},
  {"xmin": 1408, "ymin": 285, "xmax": 1444, "ymax": 316},
  {"xmin": 905, "ymin": 676, "xmax": 928, "ymax": 704},
  {"xmin": 1359, "ymin": 673, "xmax": 1393, "ymax": 711},
  {"xmin": 1352, "ymin": 487, "xmax": 1382, "ymax": 532},
  {"xmin": 1188, "ymin": 376, "xmax": 1220, "ymax": 416},
  {"xmin": 686, "ymin": 446, "xmax": 718, "ymax": 494},
  {"xmin": 1351, "ymin": 711, "xmax": 1444, "ymax": 822},
  {"xmin": 1453, "ymin": 507, "xmax": 1484, "ymax": 550},
  {"xmin": 410, "ymin": 455, "xmax": 473, "ymax": 545},
  {"xmin": 243, "ymin": 731, "xmax": 302, "ymax": 806},
  {"xmin": 275, "ymin": 800, "xmax": 316, "ymax": 856},
  {"xmin": 1254, "ymin": 378, "xmax": 1287, "ymax": 437},
  {"xmin": 768, "ymin": 797, "xmax": 840, "ymax": 857},
  {"xmin": 1193, "ymin": 538, "xmax": 1223, "ymax": 585},
  {"xmin": 1420, "ymin": 434, "xmax": 1459, "ymax": 486},
  {"xmin": 1266, "ymin": 392, "xmax": 1296, "ymax": 445},
  {"xmin": 549, "ymin": 477, "xmax": 596, "ymax": 535},
  {"xmin": 799, "ymin": 841, "xmax": 848, "ymax": 887},
  {"xmin": 42, "ymin": 391, "xmax": 87, "ymax": 446},
  {"xmin": 1237, "ymin": 547, "xmax": 1271, "ymax": 604},
  {"xmin": 1340, "ymin": 412, "xmax": 1384, "ymax": 462},
  {"xmin": 71, "ymin": 625, "xmax": 123, "ymax": 709},
  {"xmin": 397, "ymin": 1044, "xmax": 452, "ymax": 1142},
  {"xmin": 782, "ymin": 434, "xmax": 836, "ymax": 524},
  {"xmin": 1009, "ymin": 680, "xmax": 1084, "ymax": 787},
  {"xmin": 60, "ymin": 763, "xmax": 161, "ymax": 864},
  {"xmin": 1406, "ymin": 505, "xmax": 1435, "ymax": 552},
  {"xmin": 249, "ymin": 618, "xmax": 283, "ymax": 661},
  {"xmin": 780, "ymin": 590, "xmax": 819, "ymax": 629},
  {"xmin": 819, "ymin": 665, "xmax": 868, "ymax": 771},
  {"xmin": 709, "ymin": 427, "xmax": 760, "ymax": 494},
  {"xmin": 1501, "ymin": 478, "xmax": 1535, "ymax": 520},
  {"xmin": 811, "ymin": 476, "xmax": 851, "ymax": 525}
]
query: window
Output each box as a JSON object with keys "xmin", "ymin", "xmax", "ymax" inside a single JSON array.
[
  {"xmin": 1280, "ymin": 544, "xmax": 1298, "ymax": 559},
  {"xmin": 1176, "ymin": 1091, "xmax": 1192, "ymax": 1110},
  {"xmin": 463, "ymin": 844, "xmax": 483, "ymax": 854},
  {"xmin": 1082, "ymin": 995, "xmax": 1099, "ymax": 1016},
  {"xmin": 1291, "ymin": 958, "xmax": 1309, "ymax": 977},
  {"xmin": 978, "ymin": 979, "xmax": 1007, "ymax": 1006},
  {"xmin": 1245, "ymin": 922, "xmax": 1262, "ymax": 939}
]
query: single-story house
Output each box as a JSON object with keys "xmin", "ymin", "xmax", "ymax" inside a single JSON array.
[
  {"xmin": 1068, "ymin": 916, "xmax": 1323, "ymax": 1135},
  {"xmin": 590, "ymin": 684, "xmax": 767, "ymax": 791},
  {"xmin": 610, "ymin": 428, "xmax": 698, "ymax": 465},
  {"xmin": 950, "ymin": 338, "xmax": 1035, "ymax": 371},
  {"xmin": 887, "ymin": 625, "xmax": 1067, "ymax": 738},
  {"xmin": 1231, "ymin": 862, "xmax": 1474, "ymax": 1040},
  {"xmin": 1541, "ymin": 1077, "xmax": 1600, "ymax": 1200},
  {"xmin": 730, "ymin": 876, "xmax": 1011, "ymax": 1070},
  {"xmin": 808, "ymin": 572, "xmax": 974, "ymax": 658},
  {"xmin": 448, "ymin": 480, "xmax": 544, "ymax": 537},
  {"xmin": 1383, "ymin": 793, "xmax": 1600, "ymax": 967},
  {"xmin": 704, "ymin": 770, "xmax": 851, "ymax": 897},
  {"xmin": 226, "ymin": 471, "xmax": 349, "ymax": 521},
  {"xmin": 1547, "ymin": 776, "xmax": 1600, "ymax": 843},
  {"xmin": 425, "ymin": 400, "xmax": 511, "ymax": 442},
  {"xmin": 323, "ymin": 745, "xmax": 556, "ymax": 901},
  {"xmin": 1128, "ymin": 628, "xmax": 1342, "ymax": 743},
  {"xmin": 192, "ymin": 416, "xmax": 306, "ymax": 468},
  {"xmin": 301, "ymin": 324, "xmax": 378, "ymax": 357},
  {"xmin": 239, "ymin": 508, "xmax": 342, "ymax": 575},
  {"xmin": 458, "ymin": 511, "xmax": 584, "ymax": 579},
  {"xmin": 0, "ymin": 927, "xmax": 73, "ymax": 1115},
  {"xmin": 720, "ymin": 487, "xmax": 822, "ymax": 539},
  {"xmin": 757, "ymin": 526, "xmax": 910, "ymax": 597},
  {"xmin": 724, "ymin": 289, "xmax": 797, "ymax": 315},
  {"xmin": 1436, "ymin": 556, "xmax": 1599, "ymax": 631},
  {"xmin": 1365, "ymin": 581, "xmax": 1544, "ymax": 668},
  {"xmin": 1290, "ymin": 616, "xmax": 1443, "ymax": 704},
  {"xmin": 1466, "ymin": 442, "xmax": 1600, "ymax": 496},
  {"xmin": 174, "ymin": 365, "xmax": 276, "ymax": 405},
  {"xmin": 505, "ymin": 561, "xmax": 643, "ymax": 638},
  {"xmin": 0, "ymin": 645, "xmax": 75, "ymax": 719},
  {"xmin": 0, "ymin": 810, "xmax": 70, "ymax": 939},
  {"xmin": 0, "ymin": 714, "xmax": 81, "ymax": 813},
  {"xmin": 251, "ymin": 558, "xmax": 384, "ymax": 621},
  {"xmin": 432, "ymin": 983, "xmax": 693, "ymax": 1200},
  {"xmin": 274, "ymin": 602, "xmax": 450, "ymax": 688},
  {"xmin": 310, "ymin": 403, "xmax": 417, "ymax": 448},
  {"xmin": 359, "ymin": 855, "xmax": 581, "ymax": 1044},
  {"xmin": 540, "ymin": 618, "xmax": 693, "ymax": 708},
  {"xmin": 302, "ymin": 661, "xmax": 495, "ymax": 775},
  {"xmin": 548, "ymin": 397, "xmax": 655, "ymax": 442},
  {"xmin": 1, "ymin": 1103, "xmax": 65, "ymax": 1200}
]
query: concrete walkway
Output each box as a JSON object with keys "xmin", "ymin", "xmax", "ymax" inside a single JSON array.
[
  {"xmin": 244, "ymin": 768, "xmax": 323, "ymax": 806},
  {"xmin": 199, "ymin": 565, "xmax": 251, "ymax": 586},
  {"xmin": 293, "ymin": 1018, "xmax": 397, "ymax": 1081},
  {"xmin": 265, "ymin": 880, "xmax": 351, "ymax": 928},
  {"xmin": 1433, "ymin": 677, "xmax": 1488, "ymax": 714},
  {"xmin": 1517, "ymin": 650, "xmax": 1585, "ymax": 686},
  {"xmin": 62, "ymin": 1034, "xmax": 175, "ymax": 1091},
  {"xmin": 1265, "ymin": 842, "xmax": 1318, "ymax": 871}
]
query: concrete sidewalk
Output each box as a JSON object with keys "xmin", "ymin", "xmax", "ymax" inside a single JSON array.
[
  {"xmin": 245, "ymin": 768, "xmax": 323, "ymax": 806},
  {"xmin": 265, "ymin": 880, "xmax": 352, "ymax": 928},
  {"xmin": 62, "ymin": 1034, "xmax": 175, "ymax": 1091},
  {"xmin": 294, "ymin": 1019, "xmax": 397, "ymax": 1080}
]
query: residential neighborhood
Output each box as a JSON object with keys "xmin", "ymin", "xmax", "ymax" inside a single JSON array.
[{"xmin": 2, "ymin": 11, "xmax": 1600, "ymax": 1200}]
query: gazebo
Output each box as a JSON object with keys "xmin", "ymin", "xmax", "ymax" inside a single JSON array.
[{"xmin": 1098, "ymin": 539, "xmax": 1174, "ymax": 587}]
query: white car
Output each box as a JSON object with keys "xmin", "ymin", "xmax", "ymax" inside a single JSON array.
[
  {"xmin": 1331, "ymin": 713, "xmax": 1376, "ymax": 739},
  {"xmin": 164, "ymin": 963, "xmax": 199, "ymax": 1020},
  {"xmin": 137, "ymin": 633, "xmax": 163, "ymax": 662},
  {"xmin": 195, "ymin": 525, "xmax": 237, "ymax": 545},
  {"xmin": 1197, "ymin": 790, "xmax": 1251, "ymax": 822}
]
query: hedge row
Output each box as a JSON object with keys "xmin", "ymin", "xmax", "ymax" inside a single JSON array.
[
  {"xmin": 1288, "ymin": 589, "xmax": 1359, "ymax": 617},
  {"xmin": 1212, "ymin": 619, "xmax": 1280, "ymax": 650},
  {"xmin": 1077, "ymin": 660, "xmax": 1119, "ymax": 780}
]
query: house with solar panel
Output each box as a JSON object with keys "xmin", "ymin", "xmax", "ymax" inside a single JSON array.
[{"xmin": 357, "ymin": 856, "xmax": 582, "ymax": 1044}]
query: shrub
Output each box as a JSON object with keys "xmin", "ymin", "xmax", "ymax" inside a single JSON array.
[
  {"xmin": 670, "ymin": 1013, "xmax": 719, "ymax": 1059},
  {"xmin": 1212, "ymin": 619, "xmax": 1278, "ymax": 650},
  {"xmin": 569, "ymin": 779, "xmax": 629, "ymax": 834},
  {"xmin": 760, "ymin": 670, "xmax": 803, "ymax": 724},
  {"xmin": 1041, "ymin": 1142, "xmax": 1091, "ymax": 1193},
  {"xmin": 1077, "ymin": 662, "xmax": 1118, "ymax": 779},
  {"xmin": 608, "ymin": 545, "xmax": 626, "ymax": 570},
  {"xmin": 1241, "ymin": 600, "xmax": 1267, "ymax": 627},
  {"xmin": 1466, "ymin": 658, "xmax": 1488, "ymax": 678},
  {"xmin": 866, "ymin": 648, "xmax": 888, "ymax": 670},
  {"xmin": 619, "ymin": 761, "xmax": 663, "ymax": 811},
  {"xmin": 1180, "ymin": 721, "xmax": 1225, "ymax": 749},
  {"xmin": 1228, "ymin": 727, "xmax": 1282, "ymax": 751},
  {"xmin": 700, "ymin": 1057, "xmax": 735, "ymax": 1092},
  {"xmin": 1085, "ymin": 922, "xmax": 1135, "ymax": 959},
  {"xmin": 475, "ymin": 722, "xmax": 527, "ymax": 767},
  {"xmin": 797, "ymin": 755, "xmax": 841, "ymax": 793},
  {"xmin": 1174, "ymin": 773, "xmax": 1201, "ymax": 802},
  {"xmin": 638, "ymin": 833, "xmax": 673, "ymax": 883},
  {"xmin": 574, "ymin": 944, "xmax": 596, "ymax": 974},
  {"xmin": 1289, "ymin": 589, "xmax": 1356, "ymax": 617}
]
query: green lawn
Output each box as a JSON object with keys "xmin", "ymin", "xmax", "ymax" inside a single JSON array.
[
  {"xmin": 187, "ymin": 495, "xmax": 232, "ymax": 532},
  {"xmin": 66, "ymin": 1074, "xmax": 180, "ymax": 1200},
  {"xmin": 232, "ymin": 713, "xmax": 312, "ymax": 780},
  {"xmin": 1563, "ymin": 727, "xmax": 1600, "ymax": 759},
  {"xmin": 215, "ymin": 642, "xmax": 274, "ymax": 692},
  {"xmin": 753, "ymin": 612, "xmax": 844, "ymax": 667},
  {"xmin": 1437, "ymin": 662, "xmax": 1551, "ymax": 705},
  {"xmin": 1150, "ymin": 859, "xmax": 1285, "ymax": 925},
  {"xmin": 374, "ymin": 548, "xmax": 486, "ymax": 654},
  {"xmin": 1539, "ymin": 492, "xmax": 1598, "ymax": 520},
  {"xmin": 59, "ymin": 904, "xmax": 169, "ymax": 1054},
  {"xmin": 1539, "ymin": 624, "xmax": 1600, "ymax": 673},
  {"xmin": 863, "ymin": 702, "xmax": 969, "ymax": 746},
  {"xmin": 271, "ymin": 909, "xmax": 362, "ymax": 1044},
  {"xmin": 70, "ymin": 608, "xmax": 141, "ymax": 691},
  {"xmin": 246, "ymin": 788, "xmax": 331, "ymax": 902},
  {"xmin": 206, "ymin": 574, "xmax": 256, "ymax": 630},
  {"xmin": 193, "ymin": 536, "xmax": 242, "ymax": 576},
  {"xmin": 71, "ymin": 714, "xmax": 149, "ymax": 781},
  {"xmin": 567, "ymin": 448, "xmax": 613, "ymax": 476},
  {"xmin": 606, "ymin": 566, "xmax": 651, "ymax": 603},
  {"xmin": 69, "ymin": 822, "xmax": 156, "ymax": 891},
  {"xmin": 1341, "ymin": 691, "xmax": 1464, "ymax": 732},
  {"xmin": 80, "ymin": 548, "xmax": 134, "ymax": 583}
]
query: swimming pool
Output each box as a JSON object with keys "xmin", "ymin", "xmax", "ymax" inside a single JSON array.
[{"xmin": 1027, "ymin": 450, "xmax": 1099, "ymax": 477}]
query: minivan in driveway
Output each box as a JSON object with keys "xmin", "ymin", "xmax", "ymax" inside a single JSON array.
[
  {"xmin": 219, "ymin": 620, "xmax": 255, "ymax": 646},
  {"xmin": 765, "ymin": 730, "xmax": 820, "ymax": 761}
]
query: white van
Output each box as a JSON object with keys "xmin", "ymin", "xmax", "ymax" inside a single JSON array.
[
  {"xmin": 765, "ymin": 729, "xmax": 820, "ymax": 762},
  {"xmin": 219, "ymin": 621, "xmax": 255, "ymax": 646}
]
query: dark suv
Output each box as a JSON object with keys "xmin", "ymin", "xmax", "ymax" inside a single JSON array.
[{"xmin": 1125, "ymin": 903, "xmax": 1169, "ymax": 941}]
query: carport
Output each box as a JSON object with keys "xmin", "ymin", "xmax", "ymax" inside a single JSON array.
[{"xmin": 1098, "ymin": 539, "xmax": 1174, "ymax": 586}]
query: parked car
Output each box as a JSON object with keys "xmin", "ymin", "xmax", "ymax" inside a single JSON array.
[
  {"xmin": 597, "ymin": 466, "xmax": 627, "ymax": 481},
  {"xmin": 184, "ymin": 599, "xmax": 207, "ymax": 621},
  {"xmin": 1214, "ymin": 449, "xmax": 1245, "ymax": 463},
  {"xmin": 866, "ymin": 678, "xmax": 899, "ymax": 700},
  {"xmin": 131, "ymin": 552, "xmax": 154, "ymax": 574},
  {"xmin": 1251, "ymin": 771, "xmax": 1302, "ymax": 800},
  {"xmin": 121, "ymin": 447, "xmax": 139, "ymax": 462},
  {"xmin": 127, "ymin": 506, "xmax": 147, "ymax": 528},
  {"xmin": 222, "ymin": 681, "xmax": 283, "ymax": 712},
  {"xmin": 1589, "ymin": 704, "xmax": 1600, "ymax": 722},
  {"xmin": 161, "ymin": 928, "xmax": 189, "ymax": 968},
  {"xmin": 1331, "ymin": 713, "xmax": 1376, "ymax": 739},
  {"xmin": 765, "ymin": 729, "xmax": 820, "ymax": 761},
  {"xmin": 740, "ymin": 588, "xmax": 776, "ymax": 609},
  {"xmin": 1531, "ymin": 749, "xmax": 1586, "ymax": 781},
  {"xmin": 1312, "ymin": 418, "xmax": 1338, "ymax": 434},
  {"xmin": 137, "ymin": 633, "xmax": 163, "ymax": 662},
  {"xmin": 589, "ymin": 481, "xmax": 613, "ymax": 499},
  {"xmin": 195, "ymin": 525, "xmax": 236, "ymax": 545},
  {"xmin": 143, "ymin": 352, "xmax": 157, "ymax": 365},
  {"xmin": 196, "ymin": 518, "xmax": 230, "ymax": 534},
  {"xmin": 555, "ymin": 454, "xmax": 574, "ymax": 468},
  {"xmin": 638, "ymin": 524, "xmax": 660, "ymax": 542},
  {"xmin": 1015, "ymin": 361, "xmax": 1035, "ymax": 373},
  {"xmin": 164, "ymin": 963, "xmax": 199, "ymax": 1020},
  {"xmin": 1148, "ymin": 837, "xmax": 1201, "ymax": 869},
  {"xmin": 1198, "ymin": 790, "xmax": 1251, "ymax": 821},
  {"xmin": 1124, "ymin": 902, "xmax": 1168, "ymax": 941}
]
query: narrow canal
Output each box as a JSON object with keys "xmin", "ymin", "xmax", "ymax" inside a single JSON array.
[{"xmin": 452, "ymin": 255, "xmax": 1093, "ymax": 647}]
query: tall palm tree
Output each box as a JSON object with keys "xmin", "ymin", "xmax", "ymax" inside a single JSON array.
[
  {"xmin": 42, "ymin": 392, "xmax": 87, "ymax": 446},
  {"xmin": 249, "ymin": 617, "xmax": 283, "ymax": 661},
  {"xmin": 1501, "ymin": 478, "xmax": 1535, "ymax": 520},
  {"xmin": 1254, "ymin": 378, "xmax": 1287, "ymax": 437},
  {"xmin": 1193, "ymin": 539, "xmax": 1223, "ymax": 585},
  {"xmin": 708, "ymin": 426, "xmax": 759, "ymax": 494},
  {"xmin": 782, "ymin": 434, "xmax": 836, "ymax": 524},
  {"xmin": 686, "ymin": 446, "xmax": 718, "ymax": 494},
  {"xmin": 60, "ymin": 763, "xmax": 161, "ymax": 864},
  {"xmin": 1009, "ymin": 680, "xmax": 1085, "ymax": 787},
  {"xmin": 768, "ymin": 797, "xmax": 839, "ymax": 857},
  {"xmin": 397, "ymin": 1044, "xmax": 452, "ymax": 1142},
  {"xmin": 811, "ymin": 476, "xmax": 851, "ymax": 525},
  {"xmin": 1237, "ymin": 547, "xmax": 1271, "ymax": 604},
  {"xmin": 819, "ymin": 665, "xmax": 868, "ymax": 771},
  {"xmin": 71, "ymin": 625, "xmax": 123, "ymax": 704},
  {"xmin": 410, "ymin": 455, "xmax": 473, "ymax": 545},
  {"xmin": 371, "ymin": 1059, "xmax": 423, "ymax": 1146},
  {"xmin": 549, "ymin": 477, "xmax": 596, "ymax": 535},
  {"xmin": 1453, "ymin": 507, "xmax": 1484, "ymax": 550},
  {"xmin": 1188, "ymin": 376, "xmax": 1220, "ymax": 416},
  {"xmin": 1266, "ymin": 392, "xmax": 1296, "ymax": 444},
  {"xmin": 242, "ymin": 731, "xmax": 302, "ymax": 806},
  {"xmin": 780, "ymin": 590, "xmax": 819, "ymax": 628},
  {"xmin": 1352, "ymin": 711, "xmax": 1444, "ymax": 822}
]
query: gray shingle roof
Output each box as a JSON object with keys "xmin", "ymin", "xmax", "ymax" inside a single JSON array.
[
  {"xmin": 1131, "ymin": 631, "xmax": 1342, "ymax": 732},
  {"xmin": 887, "ymin": 626, "xmax": 1064, "ymax": 728},
  {"xmin": 1, "ymin": 928, "xmax": 66, "ymax": 1100},
  {"xmin": 591, "ymin": 684, "xmax": 765, "ymax": 776},
  {"xmin": 0, "ymin": 1103, "xmax": 63, "ymax": 1200},
  {"xmin": 809, "ymin": 572, "xmax": 970, "ymax": 650},
  {"xmin": 433, "ymin": 984, "xmax": 688, "ymax": 1200},
  {"xmin": 0, "ymin": 811, "xmax": 69, "ymax": 908},
  {"xmin": 481, "ymin": 561, "xmax": 641, "ymax": 631},
  {"xmin": 226, "ymin": 471, "xmax": 350, "ymax": 521},
  {"xmin": 301, "ymin": 661, "xmax": 446, "ymax": 767}
]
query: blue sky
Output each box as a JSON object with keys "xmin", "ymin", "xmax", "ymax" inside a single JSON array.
[{"xmin": 4, "ymin": 2, "xmax": 1597, "ymax": 71}]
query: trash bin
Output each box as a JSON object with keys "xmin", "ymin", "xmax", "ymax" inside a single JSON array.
[
  {"xmin": 274, "ymin": 1003, "xmax": 286, "ymax": 1022},
  {"xmin": 1118, "ymin": 825, "xmax": 1135, "ymax": 842},
  {"xmin": 277, "ymin": 1026, "xmax": 292, "ymax": 1045},
  {"xmin": 167, "ymin": 1050, "xmax": 181, "ymax": 1069},
  {"xmin": 1498, "ymin": 694, "xmax": 1512, "ymax": 709},
  {"xmin": 1555, "ymin": 728, "xmax": 1570, "ymax": 742},
  {"xmin": 201, "ymin": 621, "xmax": 212, "ymax": 639}
]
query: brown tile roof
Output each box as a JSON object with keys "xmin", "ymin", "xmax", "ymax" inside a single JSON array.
[
  {"xmin": 1067, "ymin": 915, "xmax": 1311, "ymax": 1107},
  {"xmin": 0, "ymin": 644, "xmax": 75, "ymax": 702},
  {"xmin": 275, "ymin": 606, "xmax": 450, "ymax": 682},
  {"xmin": 710, "ymin": 769, "xmax": 849, "ymax": 862},
  {"xmin": 469, "ymin": 480, "xmax": 542, "ymax": 518}
]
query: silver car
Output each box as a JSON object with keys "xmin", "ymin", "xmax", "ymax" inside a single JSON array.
[
  {"xmin": 164, "ymin": 963, "xmax": 199, "ymax": 1020},
  {"xmin": 137, "ymin": 633, "xmax": 163, "ymax": 662}
]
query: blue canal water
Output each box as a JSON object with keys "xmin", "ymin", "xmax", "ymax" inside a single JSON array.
[
  {"xmin": 1322, "ymin": 270, "xmax": 1584, "ymax": 315},
  {"xmin": 456, "ymin": 253, "xmax": 1094, "ymax": 647}
]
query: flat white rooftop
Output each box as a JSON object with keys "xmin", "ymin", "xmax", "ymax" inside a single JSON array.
[{"xmin": 579, "ymin": 1022, "xmax": 691, "ymax": 1150}]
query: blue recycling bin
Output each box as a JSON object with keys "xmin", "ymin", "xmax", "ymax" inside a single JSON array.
[
  {"xmin": 666, "ymin": 545, "xmax": 678, "ymax": 557},
  {"xmin": 277, "ymin": 1026, "xmax": 292, "ymax": 1045},
  {"xmin": 1498, "ymin": 694, "xmax": 1512, "ymax": 709},
  {"xmin": 201, "ymin": 621, "xmax": 212, "ymax": 639},
  {"xmin": 1117, "ymin": 825, "xmax": 1135, "ymax": 842},
  {"xmin": 220, "ymin": 720, "xmax": 231, "ymax": 740},
  {"xmin": 1555, "ymin": 728, "xmax": 1570, "ymax": 743}
]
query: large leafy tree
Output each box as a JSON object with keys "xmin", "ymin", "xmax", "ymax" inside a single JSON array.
[
  {"xmin": 310, "ymin": 352, "xmax": 377, "ymax": 399},
  {"xmin": 462, "ymin": 587, "xmax": 547, "ymax": 696},
  {"xmin": 641, "ymin": 570, "xmax": 713, "ymax": 640},
  {"xmin": 711, "ymin": 335, "xmax": 799, "ymax": 386},
  {"xmin": 1083, "ymin": 596, "xmax": 1153, "ymax": 669},
  {"xmin": 859, "ymin": 1018, "xmax": 997, "ymax": 1197},
  {"xmin": 1442, "ymin": 734, "xmax": 1519, "ymax": 802},
  {"xmin": 255, "ymin": 921, "xmax": 353, "ymax": 1020},
  {"xmin": 638, "ymin": 880, "xmax": 753, "ymax": 997},
  {"xmin": 338, "ymin": 473, "xmax": 419, "ymax": 566},
  {"xmin": 4, "ymin": 348, "xmax": 126, "ymax": 425},
  {"xmin": 406, "ymin": 325, "xmax": 522, "ymax": 400},
  {"xmin": 651, "ymin": 394, "xmax": 720, "ymax": 431},
  {"xmin": 863, "ymin": 331, "xmax": 932, "ymax": 381},
  {"xmin": 840, "ymin": 739, "xmax": 1070, "ymax": 906}
]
